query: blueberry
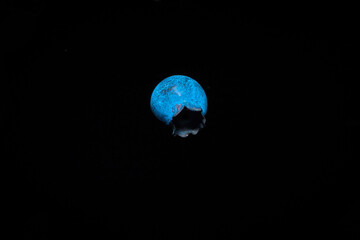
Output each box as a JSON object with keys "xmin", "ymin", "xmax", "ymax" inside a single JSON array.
[{"xmin": 150, "ymin": 75, "xmax": 207, "ymax": 137}]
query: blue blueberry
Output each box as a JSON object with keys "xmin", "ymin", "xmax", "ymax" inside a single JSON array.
[{"xmin": 150, "ymin": 75, "xmax": 207, "ymax": 137}]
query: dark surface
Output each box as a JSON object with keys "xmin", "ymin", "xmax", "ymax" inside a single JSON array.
[{"xmin": 4, "ymin": 1, "xmax": 358, "ymax": 239}]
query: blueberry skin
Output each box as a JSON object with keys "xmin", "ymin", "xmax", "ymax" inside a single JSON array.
[{"xmin": 150, "ymin": 75, "xmax": 207, "ymax": 125}]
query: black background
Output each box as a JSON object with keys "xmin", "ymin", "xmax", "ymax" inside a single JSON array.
[{"xmin": 4, "ymin": 1, "xmax": 358, "ymax": 239}]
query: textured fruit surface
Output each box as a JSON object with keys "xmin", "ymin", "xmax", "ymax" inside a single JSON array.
[{"xmin": 150, "ymin": 75, "xmax": 207, "ymax": 125}]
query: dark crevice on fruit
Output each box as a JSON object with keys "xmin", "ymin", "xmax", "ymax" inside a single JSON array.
[{"xmin": 171, "ymin": 106, "xmax": 206, "ymax": 137}]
